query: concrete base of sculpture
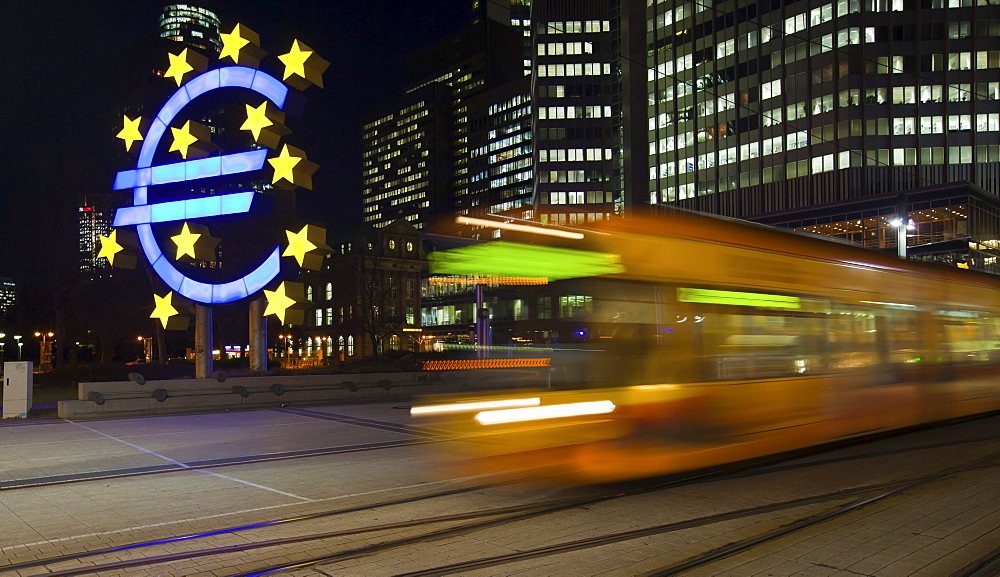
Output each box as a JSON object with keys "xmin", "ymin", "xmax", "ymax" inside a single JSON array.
[{"xmin": 57, "ymin": 368, "xmax": 547, "ymax": 419}]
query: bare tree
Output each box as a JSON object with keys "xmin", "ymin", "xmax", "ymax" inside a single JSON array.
[{"xmin": 356, "ymin": 244, "xmax": 398, "ymax": 359}]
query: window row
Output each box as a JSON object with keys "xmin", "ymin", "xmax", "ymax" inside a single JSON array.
[
  {"xmin": 537, "ymin": 42, "xmax": 594, "ymax": 56},
  {"xmin": 537, "ymin": 63, "xmax": 612, "ymax": 77},
  {"xmin": 537, "ymin": 105, "xmax": 613, "ymax": 120},
  {"xmin": 539, "ymin": 148, "xmax": 613, "ymax": 162},
  {"xmin": 538, "ymin": 169, "xmax": 607, "ymax": 183},
  {"xmin": 545, "ymin": 190, "xmax": 615, "ymax": 205},
  {"xmin": 540, "ymin": 20, "xmax": 609, "ymax": 34}
]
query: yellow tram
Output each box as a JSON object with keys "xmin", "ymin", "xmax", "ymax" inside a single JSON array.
[{"xmin": 413, "ymin": 212, "xmax": 1000, "ymax": 484}]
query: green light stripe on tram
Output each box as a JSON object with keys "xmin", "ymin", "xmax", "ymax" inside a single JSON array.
[
  {"xmin": 429, "ymin": 241, "xmax": 625, "ymax": 281},
  {"xmin": 677, "ymin": 287, "xmax": 801, "ymax": 309}
]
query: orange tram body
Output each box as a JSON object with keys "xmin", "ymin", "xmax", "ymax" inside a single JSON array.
[{"xmin": 413, "ymin": 212, "xmax": 1000, "ymax": 484}]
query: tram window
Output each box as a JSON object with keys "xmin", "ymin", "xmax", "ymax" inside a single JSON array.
[
  {"xmin": 828, "ymin": 307, "xmax": 879, "ymax": 369},
  {"xmin": 698, "ymin": 311, "xmax": 828, "ymax": 380},
  {"xmin": 883, "ymin": 309, "xmax": 922, "ymax": 364},
  {"xmin": 939, "ymin": 311, "xmax": 1000, "ymax": 362}
]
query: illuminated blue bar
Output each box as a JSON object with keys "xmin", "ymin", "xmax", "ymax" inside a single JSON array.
[
  {"xmin": 137, "ymin": 119, "xmax": 167, "ymax": 169},
  {"xmin": 151, "ymin": 246, "xmax": 280, "ymax": 304},
  {"xmin": 220, "ymin": 66, "xmax": 257, "ymax": 90},
  {"xmin": 219, "ymin": 191, "xmax": 254, "ymax": 215},
  {"xmin": 114, "ymin": 151, "xmax": 266, "ymax": 190},
  {"xmin": 221, "ymin": 149, "xmax": 268, "ymax": 175},
  {"xmin": 180, "ymin": 276, "xmax": 213, "ymax": 303},
  {"xmin": 152, "ymin": 253, "xmax": 185, "ymax": 288},
  {"xmin": 251, "ymin": 72, "xmax": 289, "ymax": 108},
  {"xmin": 114, "ymin": 203, "xmax": 151, "ymax": 227},
  {"xmin": 184, "ymin": 68, "xmax": 221, "ymax": 101},
  {"xmin": 114, "ymin": 170, "xmax": 137, "ymax": 190},
  {"xmin": 156, "ymin": 88, "xmax": 192, "ymax": 129},
  {"xmin": 186, "ymin": 156, "xmax": 222, "ymax": 181},
  {"xmin": 134, "ymin": 185, "xmax": 148, "ymax": 207},
  {"xmin": 115, "ymin": 192, "xmax": 255, "ymax": 225},
  {"xmin": 150, "ymin": 162, "xmax": 186, "ymax": 186},
  {"xmin": 137, "ymin": 223, "xmax": 162, "ymax": 264},
  {"xmin": 149, "ymin": 200, "xmax": 186, "ymax": 224},
  {"xmin": 228, "ymin": 248, "xmax": 281, "ymax": 301}
]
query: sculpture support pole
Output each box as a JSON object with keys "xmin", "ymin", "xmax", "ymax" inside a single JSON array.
[
  {"xmin": 195, "ymin": 304, "xmax": 213, "ymax": 378},
  {"xmin": 249, "ymin": 296, "xmax": 267, "ymax": 372}
]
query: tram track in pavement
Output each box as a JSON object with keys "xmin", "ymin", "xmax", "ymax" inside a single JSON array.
[
  {"xmin": 14, "ymin": 425, "xmax": 998, "ymax": 577},
  {"xmin": 0, "ymin": 407, "xmax": 454, "ymax": 492},
  {"xmin": 6, "ymin": 415, "xmax": 998, "ymax": 575},
  {"xmin": 265, "ymin": 453, "xmax": 1000, "ymax": 577}
]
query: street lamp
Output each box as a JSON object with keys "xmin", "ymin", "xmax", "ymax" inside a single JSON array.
[
  {"xmin": 13, "ymin": 335, "xmax": 22, "ymax": 360},
  {"xmin": 0, "ymin": 333, "xmax": 5, "ymax": 361},
  {"xmin": 278, "ymin": 334, "xmax": 293, "ymax": 367},
  {"xmin": 889, "ymin": 217, "xmax": 915, "ymax": 259},
  {"xmin": 35, "ymin": 331, "xmax": 54, "ymax": 370},
  {"xmin": 137, "ymin": 336, "xmax": 152, "ymax": 363}
]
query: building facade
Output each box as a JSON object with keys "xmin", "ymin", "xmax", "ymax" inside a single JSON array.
[
  {"xmin": 292, "ymin": 221, "xmax": 427, "ymax": 364},
  {"xmin": 361, "ymin": 20, "xmax": 522, "ymax": 230},
  {"xmin": 78, "ymin": 197, "xmax": 113, "ymax": 278},
  {"xmin": 531, "ymin": 1, "xmax": 622, "ymax": 226},
  {"xmin": 644, "ymin": 0, "xmax": 1000, "ymax": 270},
  {"xmin": 159, "ymin": 3, "xmax": 222, "ymax": 53}
]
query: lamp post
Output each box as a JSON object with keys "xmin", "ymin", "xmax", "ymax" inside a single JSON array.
[
  {"xmin": 890, "ymin": 217, "xmax": 915, "ymax": 259},
  {"xmin": 137, "ymin": 336, "xmax": 152, "ymax": 363},
  {"xmin": 278, "ymin": 334, "xmax": 293, "ymax": 367},
  {"xmin": 35, "ymin": 331, "xmax": 54, "ymax": 371},
  {"xmin": 14, "ymin": 335, "xmax": 22, "ymax": 360}
]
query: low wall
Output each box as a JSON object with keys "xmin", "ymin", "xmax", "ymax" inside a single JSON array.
[{"xmin": 57, "ymin": 368, "xmax": 549, "ymax": 419}]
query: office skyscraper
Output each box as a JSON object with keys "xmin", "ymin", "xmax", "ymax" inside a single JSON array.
[
  {"xmin": 78, "ymin": 198, "xmax": 113, "ymax": 277},
  {"xmin": 159, "ymin": 3, "xmax": 222, "ymax": 53},
  {"xmin": 644, "ymin": 0, "xmax": 1000, "ymax": 270},
  {"xmin": 361, "ymin": 19, "xmax": 522, "ymax": 230}
]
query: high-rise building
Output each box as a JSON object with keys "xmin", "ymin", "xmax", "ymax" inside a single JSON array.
[
  {"xmin": 644, "ymin": 0, "xmax": 1000, "ymax": 271},
  {"xmin": 78, "ymin": 197, "xmax": 113, "ymax": 277},
  {"xmin": 361, "ymin": 19, "xmax": 522, "ymax": 230},
  {"xmin": 531, "ymin": 2, "xmax": 621, "ymax": 226},
  {"xmin": 0, "ymin": 277, "xmax": 17, "ymax": 320},
  {"xmin": 465, "ymin": 76, "xmax": 534, "ymax": 229},
  {"xmin": 159, "ymin": 3, "xmax": 222, "ymax": 53}
]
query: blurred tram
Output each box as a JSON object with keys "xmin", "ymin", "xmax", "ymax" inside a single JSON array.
[{"xmin": 412, "ymin": 212, "xmax": 1000, "ymax": 484}]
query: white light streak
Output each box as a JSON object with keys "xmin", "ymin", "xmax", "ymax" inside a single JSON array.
[
  {"xmin": 474, "ymin": 400, "xmax": 616, "ymax": 425},
  {"xmin": 456, "ymin": 216, "xmax": 585, "ymax": 239}
]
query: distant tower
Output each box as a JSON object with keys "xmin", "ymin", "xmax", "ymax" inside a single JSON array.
[
  {"xmin": 158, "ymin": 4, "xmax": 222, "ymax": 53},
  {"xmin": 79, "ymin": 197, "xmax": 113, "ymax": 278},
  {"xmin": 0, "ymin": 277, "xmax": 16, "ymax": 320}
]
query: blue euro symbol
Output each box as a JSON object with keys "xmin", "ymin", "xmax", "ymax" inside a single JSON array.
[{"xmin": 112, "ymin": 66, "xmax": 289, "ymax": 304}]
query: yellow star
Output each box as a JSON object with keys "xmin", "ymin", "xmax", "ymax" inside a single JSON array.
[
  {"xmin": 171, "ymin": 222, "xmax": 202, "ymax": 260},
  {"xmin": 116, "ymin": 115, "xmax": 144, "ymax": 152},
  {"xmin": 150, "ymin": 292, "xmax": 180, "ymax": 329},
  {"xmin": 219, "ymin": 24, "xmax": 251, "ymax": 63},
  {"xmin": 169, "ymin": 120, "xmax": 200, "ymax": 159},
  {"xmin": 277, "ymin": 40, "xmax": 328, "ymax": 90},
  {"xmin": 165, "ymin": 48, "xmax": 195, "ymax": 86},
  {"xmin": 279, "ymin": 40, "xmax": 312, "ymax": 81},
  {"xmin": 97, "ymin": 229, "xmax": 124, "ymax": 265},
  {"xmin": 242, "ymin": 102, "xmax": 273, "ymax": 140},
  {"xmin": 283, "ymin": 226, "xmax": 318, "ymax": 266},
  {"xmin": 268, "ymin": 144, "xmax": 303, "ymax": 184},
  {"xmin": 263, "ymin": 282, "xmax": 299, "ymax": 324}
]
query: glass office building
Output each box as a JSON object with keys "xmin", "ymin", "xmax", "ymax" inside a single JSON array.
[
  {"xmin": 159, "ymin": 4, "xmax": 221, "ymax": 53},
  {"xmin": 644, "ymin": 0, "xmax": 1000, "ymax": 270}
]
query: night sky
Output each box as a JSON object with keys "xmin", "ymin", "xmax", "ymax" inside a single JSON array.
[{"xmin": 0, "ymin": 0, "xmax": 469, "ymax": 328}]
